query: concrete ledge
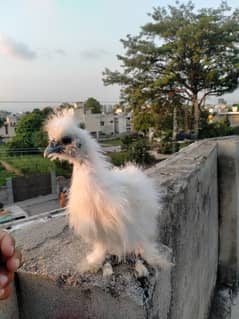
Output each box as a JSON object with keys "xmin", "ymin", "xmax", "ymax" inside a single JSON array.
[
  {"xmin": 11, "ymin": 216, "xmax": 171, "ymax": 319},
  {"xmin": 147, "ymin": 140, "xmax": 219, "ymax": 319},
  {"xmin": 1, "ymin": 283, "xmax": 19, "ymax": 319},
  {"xmin": 217, "ymin": 137, "xmax": 239, "ymax": 286}
]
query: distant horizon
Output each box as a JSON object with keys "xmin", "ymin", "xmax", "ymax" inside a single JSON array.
[
  {"xmin": 0, "ymin": 98, "xmax": 120, "ymax": 113},
  {"xmin": 0, "ymin": 0, "xmax": 238, "ymax": 113},
  {"xmin": 1, "ymin": 96, "xmax": 238, "ymax": 114}
]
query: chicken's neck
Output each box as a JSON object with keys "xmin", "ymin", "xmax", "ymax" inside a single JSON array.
[{"xmin": 72, "ymin": 156, "xmax": 110, "ymax": 189}]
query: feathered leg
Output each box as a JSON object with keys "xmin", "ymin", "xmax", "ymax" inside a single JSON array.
[
  {"xmin": 86, "ymin": 241, "xmax": 106, "ymax": 267},
  {"xmin": 142, "ymin": 242, "xmax": 171, "ymax": 269},
  {"xmin": 135, "ymin": 258, "xmax": 149, "ymax": 277},
  {"xmin": 102, "ymin": 261, "xmax": 113, "ymax": 277},
  {"xmin": 133, "ymin": 246, "xmax": 149, "ymax": 278},
  {"xmin": 87, "ymin": 243, "xmax": 114, "ymax": 276},
  {"xmin": 78, "ymin": 242, "xmax": 113, "ymax": 274},
  {"xmin": 134, "ymin": 242, "xmax": 171, "ymax": 277}
]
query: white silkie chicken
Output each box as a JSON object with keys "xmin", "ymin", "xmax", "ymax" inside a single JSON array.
[{"xmin": 44, "ymin": 111, "xmax": 165, "ymax": 277}]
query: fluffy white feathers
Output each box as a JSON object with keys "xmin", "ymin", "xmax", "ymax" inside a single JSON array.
[{"xmin": 45, "ymin": 111, "xmax": 165, "ymax": 275}]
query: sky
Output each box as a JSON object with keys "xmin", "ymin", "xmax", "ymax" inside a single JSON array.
[{"xmin": 0, "ymin": 0, "xmax": 239, "ymax": 112}]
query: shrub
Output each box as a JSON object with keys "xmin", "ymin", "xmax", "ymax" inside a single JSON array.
[
  {"xmin": 120, "ymin": 135, "xmax": 133, "ymax": 150},
  {"xmin": 199, "ymin": 122, "xmax": 233, "ymax": 139},
  {"xmin": 231, "ymin": 126, "xmax": 239, "ymax": 135},
  {"xmin": 127, "ymin": 140, "xmax": 155, "ymax": 165},
  {"xmin": 0, "ymin": 164, "xmax": 16, "ymax": 186},
  {"xmin": 108, "ymin": 151, "xmax": 128, "ymax": 166}
]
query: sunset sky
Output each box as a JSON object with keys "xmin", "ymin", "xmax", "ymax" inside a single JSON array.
[{"xmin": 0, "ymin": 0, "xmax": 238, "ymax": 112}]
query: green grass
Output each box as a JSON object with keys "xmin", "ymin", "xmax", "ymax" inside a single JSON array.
[
  {"xmin": 0, "ymin": 164, "xmax": 16, "ymax": 186},
  {"xmin": 0, "ymin": 154, "xmax": 73, "ymax": 185},
  {"xmin": 108, "ymin": 151, "xmax": 128, "ymax": 166},
  {"xmin": 4, "ymin": 155, "xmax": 55, "ymax": 175},
  {"xmin": 100, "ymin": 138, "xmax": 122, "ymax": 147},
  {"xmin": 0, "ymin": 155, "xmax": 56, "ymax": 186}
]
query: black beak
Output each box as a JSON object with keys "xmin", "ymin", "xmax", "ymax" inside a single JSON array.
[{"xmin": 44, "ymin": 141, "xmax": 63, "ymax": 158}]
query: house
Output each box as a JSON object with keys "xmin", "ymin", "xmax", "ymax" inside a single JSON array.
[
  {"xmin": 0, "ymin": 114, "xmax": 20, "ymax": 141},
  {"xmin": 214, "ymin": 112, "xmax": 239, "ymax": 127},
  {"xmin": 73, "ymin": 105, "xmax": 132, "ymax": 139}
]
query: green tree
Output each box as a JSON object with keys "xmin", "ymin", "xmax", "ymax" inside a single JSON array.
[
  {"xmin": 121, "ymin": 135, "xmax": 133, "ymax": 151},
  {"xmin": 127, "ymin": 140, "xmax": 155, "ymax": 166},
  {"xmin": 7, "ymin": 109, "xmax": 50, "ymax": 154},
  {"xmin": 199, "ymin": 111, "xmax": 232, "ymax": 138},
  {"xmin": 133, "ymin": 110, "xmax": 158, "ymax": 134},
  {"xmin": 0, "ymin": 117, "xmax": 5, "ymax": 128},
  {"xmin": 103, "ymin": 1, "xmax": 239, "ymax": 137},
  {"xmin": 58, "ymin": 103, "xmax": 74, "ymax": 110},
  {"xmin": 85, "ymin": 97, "xmax": 102, "ymax": 113},
  {"xmin": 41, "ymin": 106, "xmax": 54, "ymax": 117}
]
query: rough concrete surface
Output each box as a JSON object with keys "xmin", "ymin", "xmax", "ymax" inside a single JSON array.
[
  {"xmin": 0, "ymin": 283, "xmax": 19, "ymax": 319},
  {"xmin": 209, "ymin": 287, "xmax": 232, "ymax": 319},
  {"xmin": 231, "ymin": 290, "xmax": 239, "ymax": 319},
  {"xmin": 12, "ymin": 216, "xmax": 171, "ymax": 319},
  {"xmin": 147, "ymin": 140, "xmax": 219, "ymax": 319},
  {"xmin": 217, "ymin": 138, "xmax": 239, "ymax": 286}
]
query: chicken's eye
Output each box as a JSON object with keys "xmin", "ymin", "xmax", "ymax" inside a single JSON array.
[{"xmin": 61, "ymin": 136, "xmax": 72, "ymax": 145}]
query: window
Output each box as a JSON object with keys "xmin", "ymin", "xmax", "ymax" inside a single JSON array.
[{"xmin": 100, "ymin": 121, "xmax": 104, "ymax": 126}]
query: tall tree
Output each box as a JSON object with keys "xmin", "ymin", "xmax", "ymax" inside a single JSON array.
[
  {"xmin": 7, "ymin": 108, "xmax": 52, "ymax": 154},
  {"xmin": 0, "ymin": 117, "xmax": 5, "ymax": 128},
  {"xmin": 84, "ymin": 97, "xmax": 102, "ymax": 114},
  {"xmin": 103, "ymin": 1, "xmax": 239, "ymax": 136}
]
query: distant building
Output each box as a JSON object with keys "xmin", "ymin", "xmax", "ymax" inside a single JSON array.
[
  {"xmin": 114, "ymin": 112, "xmax": 132, "ymax": 135},
  {"xmin": 218, "ymin": 98, "xmax": 227, "ymax": 105},
  {"xmin": 0, "ymin": 113, "xmax": 20, "ymax": 141},
  {"xmin": 207, "ymin": 103, "xmax": 231, "ymax": 114},
  {"xmin": 214, "ymin": 112, "xmax": 239, "ymax": 127},
  {"xmin": 102, "ymin": 104, "xmax": 115, "ymax": 114},
  {"xmin": 74, "ymin": 107, "xmax": 132, "ymax": 139}
]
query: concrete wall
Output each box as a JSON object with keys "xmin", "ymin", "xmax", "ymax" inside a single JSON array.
[
  {"xmin": 0, "ymin": 179, "xmax": 14, "ymax": 205},
  {"xmin": 147, "ymin": 140, "xmax": 218, "ymax": 319},
  {"xmin": 4, "ymin": 137, "xmax": 239, "ymax": 319},
  {"xmin": 11, "ymin": 216, "xmax": 172, "ymax": 319},
  {"xmin": 217, "ymin": 138, "xmax": 239, "ymax": 285},
  {"xmin": 0, "ymin": 186, "xmax": 9, "ymax": 204},
  {"xmin": 0, "ymin": 172, "xmax": 57, "ymax": 205}
]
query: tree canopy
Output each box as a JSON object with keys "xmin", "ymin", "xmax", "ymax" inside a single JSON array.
[
  {"xmin": 7, "ymin": 107, "xmax": 53, "ymax": 154},
  {"xmin": 84, "ymin": 97, "xmax": 102, "ymax": 113},
  {"xmin": 103, "ymin": 1, "xmax": 239, "ymax": 136},
  {"xmin": 0, "ymin": 117, "xmax": 5, "ymax": 128}
]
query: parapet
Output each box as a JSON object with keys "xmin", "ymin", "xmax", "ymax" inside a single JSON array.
[
  {"xmin": 2, "ymin": 137, "xmax": 239, "ymax": 319},
  {"xmin": 6, "ymin": 215, "xmax": 171, "ymax": 319}
]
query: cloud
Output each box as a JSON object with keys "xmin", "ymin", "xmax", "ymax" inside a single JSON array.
[
  {"xmin": 0, "ymin": 34, "xmax": 37, "ymax": 60},
  {"xmin": 38, "ymin": 48, "xmax": 67, "ymax": 59},
  {"xmin": 79, "ymin": 49, "xmax": 111, "ymax": 60},
  {"xmin": 55, "ymin": 49, "xmax": 67, "ymax": 56}
]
